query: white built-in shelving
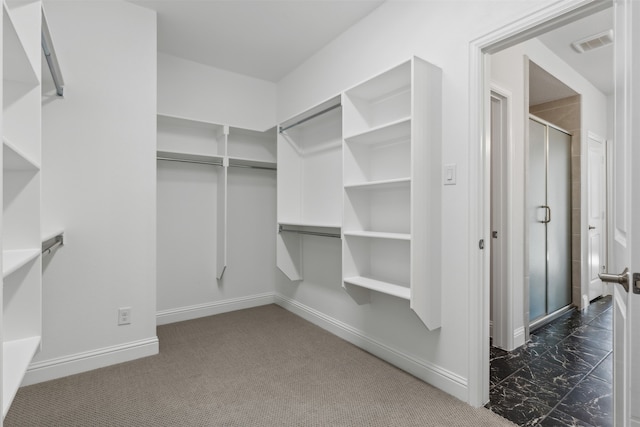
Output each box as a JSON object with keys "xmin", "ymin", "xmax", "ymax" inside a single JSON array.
[
  {"xmin": 2, "ymin": 0, "xmax": 44, "ymax": 418},
  {"xmin": 157, "ymin": 113, "xmax": 276, "ymax": 280},
  {"xmin": 276, "ymin": 95, "xmax": 342, "ymax": 281},
  {"xmin": 342, "ymin": 57, "xmax": 442, "ymax": 330}
]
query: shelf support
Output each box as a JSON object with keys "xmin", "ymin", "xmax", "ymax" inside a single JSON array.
[
  {"xmin": 42, "ymin": 234, "xmax": 64, "ymax": 255},
  {"xmin": 42, "ymin": 10, "xmax": 64, "ymax": 97}
]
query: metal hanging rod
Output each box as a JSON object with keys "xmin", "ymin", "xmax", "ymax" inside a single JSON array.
[
  {"xmin": 42, "ymin": 234, "xmax": 64, "ymax": 255},
  {"xmin": 228, "ymin": 164, "xmax": 277, "ymax": 171},
  {"xmin": 278, "ymin": 225, "xmax": 341, "ymax": 239},
  {"xmin": 279, "ymin": 103, "xmax": 341, "ymax": 133},
  {"xmin": 157, "ymin": 157, "xmax": 223, "ymax": 167},
  {"xmin": 42, "ymin": 16, "xmax": 64, "ymax": 97}
]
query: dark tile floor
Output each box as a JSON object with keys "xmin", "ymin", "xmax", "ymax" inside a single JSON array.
[{"xmin": 486, "ymin": 296, "xmax": 613, "ymax": 427}]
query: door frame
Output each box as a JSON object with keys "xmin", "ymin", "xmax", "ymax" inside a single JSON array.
[
  {"xmin": 467, "ymin": 0, "xmax": 612, "ymax": 407},
  {"xmin": 489, "ymin": 86, "xmax": 514, "ymax": 351}
]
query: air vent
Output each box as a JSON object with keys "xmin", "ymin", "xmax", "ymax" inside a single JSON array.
[{"xmin": 571, "ymin": 29, "xmax": 614, "ymax": 53}]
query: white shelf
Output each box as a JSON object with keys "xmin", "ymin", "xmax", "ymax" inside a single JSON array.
[
  {"xmin": 344, "ymin": 117, "xmax": 411, "ymax": 142},
  {"xmin": 2, "ymin": 336, "xmax": 40, "ymax": 417},
  {"xmin": 157, "ymin": 113, "xmax": 222, "ymax": 127},
  {"xmin": 3, "ymin": 138, "xmax": 40, "ymax": 170},
  {"xmin": 278, "ymin": 221, "xmax": 341, "ymax": 230},
  {"xmin": 42, "ymin": 229, "xmax": 64, "ymax": 243},
  {"xmin": 343, "ymin": 231, "xmax": 410, "ymax": 240},
  {"xmin": 157, "ymin": 150, "xmax": 224, "ymax": 165},
  {"xmin": 344, "ymin": 177, "xmax": 411, "ymax": 191},
  {"xmin": 228, "ymin": 157, "xmax": 276, "ymax": 170},
  {"xmin": 3, "ymin": 3, "xmax": 38, "ymax": 86},
  {"xmin": 3, "ymin": 248, "xmax": 40, "ymax": 278},
  {"xmin": 344, "ymin": 276, "xmax": 410, "ymax": 300}
]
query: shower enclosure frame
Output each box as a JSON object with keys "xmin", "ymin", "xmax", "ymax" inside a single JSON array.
[{"xmin": 527, "ymin": 114, "xmax": 573, "ymax": 331}]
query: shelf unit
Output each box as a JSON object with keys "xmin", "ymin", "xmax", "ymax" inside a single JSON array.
[
  {"xmin": 2, "ymin": 0, "xmax": 43, "ymax": 418},
  {"xmin": 342, "ymin": 57, "xmax": 442, "ymax": 330},
  {"xmin": 276, "ymin": 96, "xmax": 342, "ymax": 281},
  {"xmin": 156, "ymin": 114, "xmax": 277, "ymax": 281}
]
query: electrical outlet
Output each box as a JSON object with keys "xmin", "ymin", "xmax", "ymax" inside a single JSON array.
[{"xmin": 118, "ymin": 307, "xmax": 131, "ymax": 325}]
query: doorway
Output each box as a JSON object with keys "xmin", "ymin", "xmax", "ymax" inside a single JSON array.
[{"xmin": 481, "ymin": 3, "xmax": 614, "ymax": 426}]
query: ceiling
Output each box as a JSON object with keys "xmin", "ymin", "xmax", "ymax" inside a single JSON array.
[
  {"xmin": 130, "ymin": 1, "xmax": 612, "ymax": 93},
  {"xmin": 537, "ymin": 7, "xmax": 613, "ymax": 97},
  {"xmin": 130, "ymin": 0, "xmax": 384, "ymax": 82}
]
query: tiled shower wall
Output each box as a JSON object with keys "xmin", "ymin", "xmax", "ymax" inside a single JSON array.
[{"xmin": 530, "ymin": 95, "xmax": 582, "ymax": 309}]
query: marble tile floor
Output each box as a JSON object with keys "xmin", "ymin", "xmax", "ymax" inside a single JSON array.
[{"xmin": 486, "ymin": 296, "xmax": 613, "ymax": 427}]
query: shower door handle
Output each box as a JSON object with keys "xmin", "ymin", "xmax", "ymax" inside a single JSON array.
[{"xmin": 540, "ymin": 205, "xmax": 551, "ymax": 223}]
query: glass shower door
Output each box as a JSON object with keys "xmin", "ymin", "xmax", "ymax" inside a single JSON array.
[
  {"xmin": 529, "ymin": 119, "xmax": 547, "ymax": 321},
  {"xmin": 547, "ymin": 127, "xmax": 572, "ymax": 312}
]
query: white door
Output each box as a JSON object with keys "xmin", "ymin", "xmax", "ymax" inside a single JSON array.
[
  {"xmin": 587, "ymin": 133, "xmax": 606, "ymax": 301},
  {"xmin": 603, "ymin": 0, "xmax": 639, "ymax": 425}
]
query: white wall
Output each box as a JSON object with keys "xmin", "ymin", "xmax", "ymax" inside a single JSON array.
[
  {"xmin": 275, "ymin": 0, "xmax": 556, "ymax": 403},
  {"xmin": 491, "ymin": 38, "xmax": 608, "ymax": 345},
  {"xmin": 158, "ymin": 53, "xmax": 276, "ymax": 131},
  {"xmin": 156, "ymin": 51, "xmax": 280, "ymax": 324},
  {"xmin": 26, "ymin": 0, "xmax": 158, "ymax": 384}
]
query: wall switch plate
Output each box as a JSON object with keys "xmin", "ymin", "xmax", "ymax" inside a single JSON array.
[
  {"xmin": 118, "ymin": 307, "xmax": 131, "ymax": 325},
  {"xmin": 444, "ymin": 163, "xmax": 457, "ymax": 185}
]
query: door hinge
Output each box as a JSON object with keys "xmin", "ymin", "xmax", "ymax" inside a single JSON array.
[
  {"xmin": 634, "ymin": 273, "xmax": 640, "ymax": 294},
  {"xmin": 492, "ymin": 231, "xmax": 498, "ymax": 238},
  {"xmin": 479, "ymin": 239, "xmax": 484, "ymax": 250}
]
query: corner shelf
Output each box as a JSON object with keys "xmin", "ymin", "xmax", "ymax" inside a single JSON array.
[
  {"xmin": 344, "ymin": 276, "xmax": 410, "ymax": 300},
  {"xmin": 3, "ymin": 248, "xmax": 40, "ymax": 278},
  {"xmin": 4, "ymin": 138, "xmax": 41, "ymax": 171},
  {"xmin": 344, "ymin": 177, "xmax": 410, "ymax": 190},
  {"xmin": 343, "ymin": 231, "xmax": 410, "ymax": 240},
  {"xmin": 2, "ymin": 336, "xmax": 41, "ymax": 417},
  {"xmin": 3, "ymin": 2, "xmax": 38, "ymax": 86}
]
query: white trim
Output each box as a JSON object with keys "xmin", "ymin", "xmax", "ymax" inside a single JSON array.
[
  {"xmin": 274, "ymin": 293, "xmax": 468, "ymax": 401},
  {"xmin": 23, "ymin": 337, "xmax": 159, "ymax": 386},
  {"xmin": 468, "ymin": 0, "xmax": 609, "ymax": 407},
  {"xmin": 513, "ymin": 326, "xmax": 526, "ymax": 348},
  {"xmin": 156, "ymin": 293, "xmax": 276, "ymax": 325}
]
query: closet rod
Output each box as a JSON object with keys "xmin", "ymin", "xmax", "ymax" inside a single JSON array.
[
  {"xmin": 41, "ymin": 30, "xmax": 64, "ymax": 96},
  {"xmin": 42, "ymin": 234, "xmax": 64, "ymax": 255},
  {"xmin": 228, "ymin": 164, "xmax": 277, "ymax": 171},
  {"xmin": 278, "ymin": 225, "xmax": 341, "ymax": 239},
  {"xmin": 279, "ymin": 103, "xmax": 341, "ymax": 133},
  {"xmin": 157, "ymin": 157, "xmax": 223, "ymax": 167}
]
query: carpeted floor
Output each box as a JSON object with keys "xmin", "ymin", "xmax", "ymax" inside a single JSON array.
[{"xmin": 6, "ymin": 305, "xmax": 515, "ymax": 426}]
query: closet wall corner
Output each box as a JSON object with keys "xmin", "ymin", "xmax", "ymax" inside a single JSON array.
[{"xmin": 156, "ymin": 112, "xmax": 277, "ymax": 320}]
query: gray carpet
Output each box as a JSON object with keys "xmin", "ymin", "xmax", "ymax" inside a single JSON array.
[{"xmin": 6, "ymin": 305, "xmax": 514, "ymax": 426}]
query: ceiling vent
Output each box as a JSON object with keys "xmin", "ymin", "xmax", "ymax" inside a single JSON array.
[{"xmin": 571, "ymin": 29, "xmax": 614, "ymax": 53}]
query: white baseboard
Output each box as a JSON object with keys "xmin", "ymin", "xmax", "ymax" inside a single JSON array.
[
  {"xmin": 23, "ymin": 337, "xmax": 159, "ymax": 386},
  {"xmin": 274, "ymin": 293, "xmax": 468, "ymax": 402},
  {"xmin": 156, "ymin": 293, "xmax": 276, "ymax": 325},
  {"xmin": 514, "ymin": 326, "xmax": 525, "ymax": 348}
]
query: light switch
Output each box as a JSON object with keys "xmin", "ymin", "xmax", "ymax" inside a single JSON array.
[{"xmin": 444, "ymin": 163, "xmax": 457, "ymax": 185}]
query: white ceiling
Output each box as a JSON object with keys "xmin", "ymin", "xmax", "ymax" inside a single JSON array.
[
  {"xmin": 130, "ymin": 1, "xmax": 612, "ymax": 94},
  {"xmin": 537, "ymin": 7, "xmax": 613, "ymax": 97},
  {"xmin": 130, "ymin": 0, "xmax": 384, "ymax": 82}
]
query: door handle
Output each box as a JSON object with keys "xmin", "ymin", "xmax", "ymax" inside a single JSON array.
[
  {"xmin": 539, "ymin": 205, "xmax": 551, "ymax": 223},
  {"xmin": 599, "ymin": 267, "xmax": 629, "ymax": 292}
]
